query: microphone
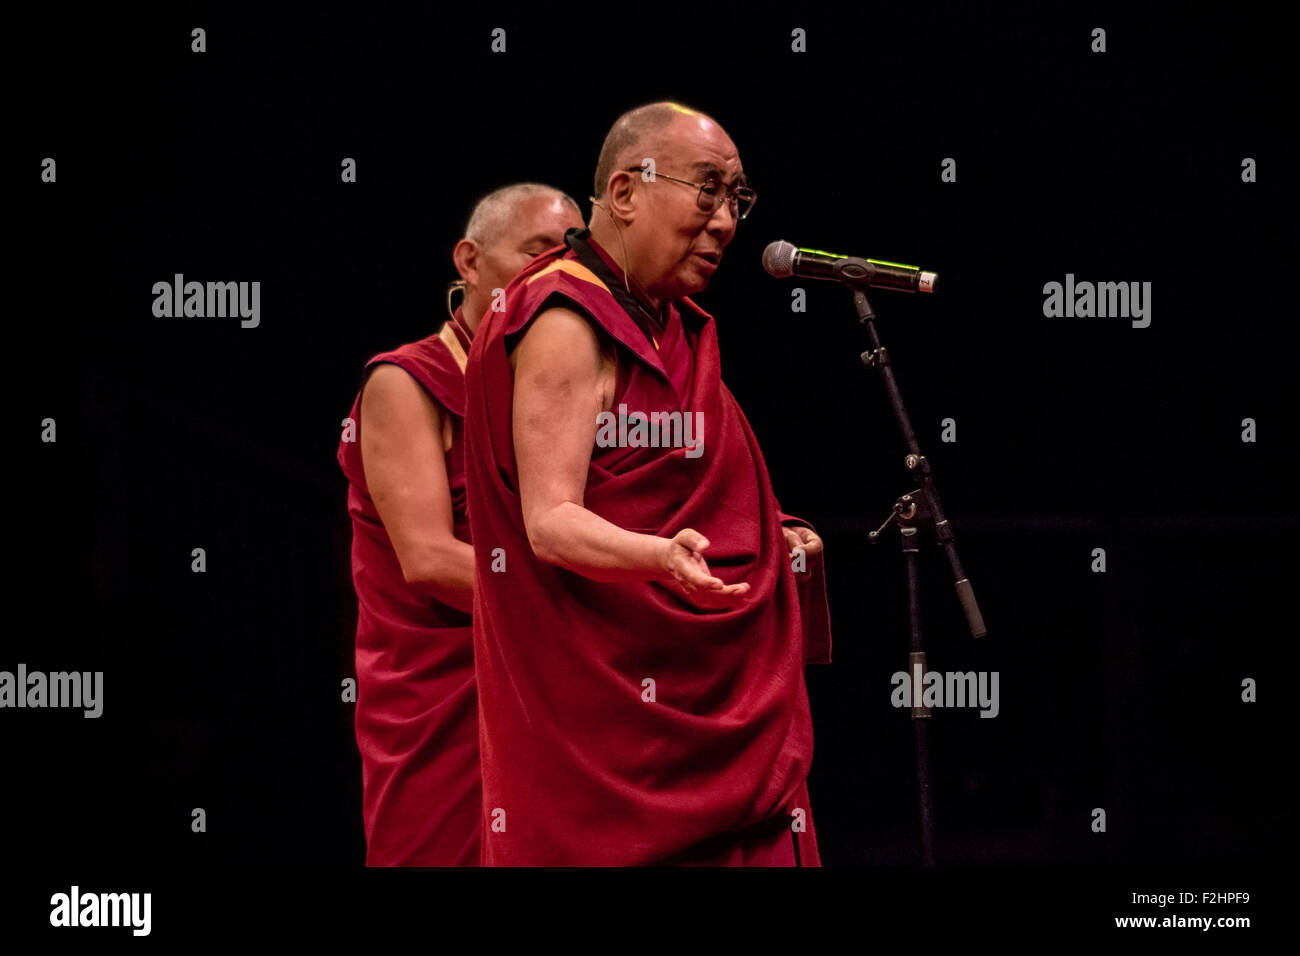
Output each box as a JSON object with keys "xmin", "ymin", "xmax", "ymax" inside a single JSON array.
[{"xmin": 763, "ymin": 240, "xmax": 938, "ymax": 293}]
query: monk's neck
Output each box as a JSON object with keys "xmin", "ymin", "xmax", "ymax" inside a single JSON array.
[
  {"xmin": 459, "ymin": 295, "xmax": 486, "ymax": 335},
  {"xmin": 586, "ymin": 232, "xmax": 666, "ymax": 317}
]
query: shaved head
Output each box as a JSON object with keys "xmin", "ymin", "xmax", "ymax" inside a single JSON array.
[
  {"xmin": 453, "ymin": 182, "xmax": 586, "ymax": 332},
  {"xmin": 588, "ymin": 102, "xmax": 742, "ymax": 309},
  {"xmin": 593, "ymin": 102, "xmax": 718, "ymax": 199},
  {"xmin": 466, "ymin": 183, "xmax": 581, "ymax": 249}
]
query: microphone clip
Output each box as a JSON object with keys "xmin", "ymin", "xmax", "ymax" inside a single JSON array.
[{"xmin": 831, "ymin": 256, "xmax": 880, "ymax": 291}]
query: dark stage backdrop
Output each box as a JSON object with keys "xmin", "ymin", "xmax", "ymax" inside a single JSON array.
[{"xmin": 8, "ymin": 0, "xmax": 1289, "ymax": 895}]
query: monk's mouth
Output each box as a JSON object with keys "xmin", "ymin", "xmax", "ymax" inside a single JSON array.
[{"xmin": 691, "ymin": 252, "xmax": 720, "ymax": 269}]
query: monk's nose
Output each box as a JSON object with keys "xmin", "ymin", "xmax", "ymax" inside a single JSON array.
[{"xmin": 706, "ymin": 202, "xmax": 737, "ymax": 243}]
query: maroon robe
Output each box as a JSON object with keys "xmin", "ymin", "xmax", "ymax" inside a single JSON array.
[
  {"xmin": 337, "ymin": 308, "xmax": 480, "ymax": 865},
  {"xmin": 463, "ymin": 237, "xmax": 832, "ymax": 866}
]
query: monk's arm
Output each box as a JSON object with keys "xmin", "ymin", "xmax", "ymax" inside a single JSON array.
[
  {"xmin": 512, "ymin": 307, "xmax": 665, "ymax": 582},
  {"xmin": 359, "ymin": 363, "xmax": 475, "ymax": 612},
  {"xmin": 513, "ymin": 306, "xmax": 746, "ymax": 606}
]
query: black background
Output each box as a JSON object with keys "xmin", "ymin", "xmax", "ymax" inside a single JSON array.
[{"xmin": 9, "ymin": 0, "xmax": 1290, "ymax": 890}]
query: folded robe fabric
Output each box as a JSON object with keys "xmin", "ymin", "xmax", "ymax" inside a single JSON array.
[
  {"xmin": 338, "ymin": 309, "xmax": 481, "ymax": 866},
  {"xmin": 463, "ymin": 237, "xmax": 832, "ymax": 866}
]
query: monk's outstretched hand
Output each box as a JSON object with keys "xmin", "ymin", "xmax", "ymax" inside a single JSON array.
[{"xmin": 660, "ymin": 528, "xmax": 751, "ymax": 609}]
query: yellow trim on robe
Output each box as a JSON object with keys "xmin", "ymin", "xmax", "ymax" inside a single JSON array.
[
  {"xmin": 526, "ymin": 259, "xmax": 611, "ymax": 292},
  {"xmin": 525, "ymin": 257, "xmax": 660, "ymax": 349},
  {"xmin": 438, "ymin": 322, "xmax": 469, "ymax": 374}
]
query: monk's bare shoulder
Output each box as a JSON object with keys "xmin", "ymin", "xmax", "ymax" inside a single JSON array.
[
  {"xmin": 360, "ymin": 363, "xmax": 442, "ymax": 431},
  {"xmin": 510, "ymin": 306, "xmax": 616, "ymax": 412}
]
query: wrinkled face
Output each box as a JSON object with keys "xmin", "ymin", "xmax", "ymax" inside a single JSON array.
[
  {"xmin": 624, "ymin": 114, "xmax": 744, "ymax": 303},
  {"xmin": 474, "ymin": 194, "xmax": 585, "ymax": 298}
]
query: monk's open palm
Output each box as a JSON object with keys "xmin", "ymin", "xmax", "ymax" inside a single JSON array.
[{"xmin": 662, "ymin": 528, "xmax": 750, "ymax": 609}]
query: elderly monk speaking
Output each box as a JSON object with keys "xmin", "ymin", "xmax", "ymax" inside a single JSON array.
[
  {"xmin": 463, "ymin": 103, "xmax": 833, "ymax": 866},
  {"xmin": 338, "ymin": 183, "xmax": 584, "ymax": 865}
]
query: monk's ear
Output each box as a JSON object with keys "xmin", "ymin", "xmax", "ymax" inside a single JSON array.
[
  {"xmin": 605, "ymin": 170, "xmax": 637, "ymax": 224},
  {"xmin": 452, "ymin": 238, "xmax": 480, "ymax": 287}
]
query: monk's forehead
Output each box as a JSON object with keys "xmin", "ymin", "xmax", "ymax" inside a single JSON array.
[
  {"xmin": 656, "ymin": 112, "xmax": 742, "ymax": 174},
  {"xmin": 515, "ymin": 192, "xmax": 570, "ymax": 221},
  {"xmin": 500, "ymin": 193, "xmax": 579, "ymax": 241}
]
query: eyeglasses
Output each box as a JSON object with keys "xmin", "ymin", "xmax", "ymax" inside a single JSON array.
[{"xmin": 623, "ymin": 166, "xmax": 756, "ymax": 221}]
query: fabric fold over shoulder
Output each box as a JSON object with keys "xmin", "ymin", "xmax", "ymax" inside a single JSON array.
[
  {"xmin": 506, "ymin": 255, "xmax": 672, "ymax": 387},
  {"xmin": 364, "ymin": 327, "xmax": 468, "ymax": 419}
]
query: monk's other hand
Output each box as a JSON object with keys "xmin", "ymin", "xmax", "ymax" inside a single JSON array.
[
  {"xmin": 782, "ymin": 524, "xmax": 824, "ymax": 559},
  {"xmin": 661, "ymin": 528, "xmax": 751, "ymax": 609}
]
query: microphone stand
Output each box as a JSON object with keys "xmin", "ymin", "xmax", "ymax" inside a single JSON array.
[{"xmin": 846, "ymin": 267, "xmax": 987, "ymax": 868}]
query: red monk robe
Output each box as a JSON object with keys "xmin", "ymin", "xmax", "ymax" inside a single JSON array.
[
  {"xmin": 464, "ymin": 235, "xmax": 832, "ymax": 866},
  {"xmin": 338, "ymin": 308, "xmax": 480, "ymax": 866}
]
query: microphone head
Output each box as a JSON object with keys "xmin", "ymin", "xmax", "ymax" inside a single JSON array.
[{"xmin": 762, "ymin": 240, "xmax": 797, "ymax": 278}]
